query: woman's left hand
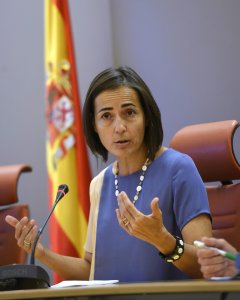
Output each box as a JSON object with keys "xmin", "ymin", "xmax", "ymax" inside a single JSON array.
[{"xmin": 116, "ymin": 191, "xmax": 168, "ymax": 247}]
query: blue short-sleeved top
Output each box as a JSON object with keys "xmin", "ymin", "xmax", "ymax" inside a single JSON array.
[{"xmin": 94, "ymin": 148, "xmax": 210, "ymax": 282}]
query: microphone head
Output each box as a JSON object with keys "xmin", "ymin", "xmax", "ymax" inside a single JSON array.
[
  {"xmin": 55, "ymin": 184, "xmax": 69, "ymax": 204},
  {"xmin": 58, "ymin": 184, "xmax": 69, "ymax": 194}
]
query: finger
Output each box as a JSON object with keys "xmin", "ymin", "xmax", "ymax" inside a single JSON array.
[
  {"xmin": 202, "ymin": 237, "xmax": 237, "ymax": 253},
  {"xmin": 198, "ymin": 251, "xmax": 225, "ymax": 264},
  {"xmin": 150, "ymin": 197, "xmax": 161, "ymax": 219},
  {"xmin": 22, "ymin": 225, "xmax": 38, "ymax": 251},
  {"xmin": 116, "ymin": 193, "xmax": 125, "ymax": 219},
  {"xmin": 21, "ymin": 219, "xmax": 36, "ymax": 238},
  {"xmin": 5, "ymin": 215, "xmax": 19, "ymax": 227},
  {"xmin": 116, "ymin": 209, "xmax": 131, "ymax": 230},
  {"xmin": 17, "ymin": 219, "xmax": 37, "ymax": 247},
  {"xmin": 201, "ymin": 237, "xmax": 221, "ymax": 247},
  {"xmin": 118, "ymin": 191, "xmax": 139, "ymax": 221},
  {"xmin": 15, "ymin": 217, "xmax": 29, "ymax": 239},
  {"xmin": 197, "ymin": 247, "xmax": 221, "ymax": 259},
  {"xmin": 117, "ymin": 192, "xmax": 133, "ymax": 221},
  {"xmin": 23, "ymin": 223, "xmax": 38, "ymax": 241},
  {"xmin": 116, "ymin": 209, "xmax": 122, "ymax": 224},
  {"xmin": 200, "ymin": 260, "xmax": 228, "ymax": 278}
]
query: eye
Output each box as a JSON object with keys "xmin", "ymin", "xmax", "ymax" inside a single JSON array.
[
  {"xmin": 101, "ymin": 112, "xmax": 112, "ymax": 120},
  {"xmin": 125, "ymin": 109, "xmax": 136, "ymax": 117}
]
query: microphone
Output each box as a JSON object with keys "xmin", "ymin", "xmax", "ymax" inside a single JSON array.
[
  {"xmin": 30, "ymin": 184, "xmax": 69, "ymax": 265},
  {"xmin": 0, "ymin": 184, "xmax": 69, "ymax": 290}
]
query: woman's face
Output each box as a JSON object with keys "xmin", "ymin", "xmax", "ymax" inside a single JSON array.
[{"xmin": 94, "ymin": 87, "xmax": 146, "ymax": 160}]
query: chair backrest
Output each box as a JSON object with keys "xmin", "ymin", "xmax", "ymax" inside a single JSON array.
[
  {"xmin": 0, "ymin": 164, "xmax": 32, "ymax": 265},
  {"xmin": 169, "ymin": 120, "xmax": 240, "ymax": 250}
]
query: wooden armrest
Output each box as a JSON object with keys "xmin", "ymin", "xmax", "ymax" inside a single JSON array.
[{"xmin": 0, "ymin": 164, "xmax": 32, "ymax": 205}]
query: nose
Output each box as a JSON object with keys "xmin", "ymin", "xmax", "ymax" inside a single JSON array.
[{"xmin": 114, "ymin": 116, "xmax": 126, "ymax": 133}]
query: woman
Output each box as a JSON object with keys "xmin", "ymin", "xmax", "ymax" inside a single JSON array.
[{"xmin": 6, "ymin": 66, "xmax": 212, "ymax": 282}]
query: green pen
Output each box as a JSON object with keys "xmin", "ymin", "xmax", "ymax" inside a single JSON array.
[{"xmin": 193, "ymin": 240, "xmax": 237, "ymax": 261}]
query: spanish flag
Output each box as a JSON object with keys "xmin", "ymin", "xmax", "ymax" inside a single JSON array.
[{"xmin": 44, "ymin": 0, "xmax": 91, "ymax": 283}]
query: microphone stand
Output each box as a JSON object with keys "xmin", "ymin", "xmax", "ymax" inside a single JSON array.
[
  {"xmin": 30, "ymin": 200, "xmax": 58, "ymax": 265},
  {"xmin": 0, "ymin": 184, "xmax": 69, "ymax": 290}
]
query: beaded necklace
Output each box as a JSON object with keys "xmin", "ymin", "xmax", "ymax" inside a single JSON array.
[{"xmin": 114, "ymin": 158, "xmax": 150, "ymax": 204}]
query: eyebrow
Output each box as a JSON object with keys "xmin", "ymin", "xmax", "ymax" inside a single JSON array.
[{"xmin": 97, "ymin": 102, "xmax": 136, "ymax": 114}]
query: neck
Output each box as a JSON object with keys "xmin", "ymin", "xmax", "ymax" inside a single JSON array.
[
  {"xmin": 113, "ymin": 146, "xmax": 166, "ymax": 176},
  {"xmin": 115, "ymin": 154, "xmax": 148, "ymax": 176}
]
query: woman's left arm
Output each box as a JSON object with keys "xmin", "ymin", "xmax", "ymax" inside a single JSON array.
[
  {"xmin": 173, "ymin": 213, "xmax": 212, "ymax": 278},
  {"xmin": 116, "ymin": 191, "xmax": 212, "ymax": 278}
]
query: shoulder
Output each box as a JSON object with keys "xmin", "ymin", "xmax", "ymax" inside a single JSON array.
[
  {"xmin": 158, "ymin": 148, "xmax": 202, "ymax": 184},
  {"xmin": 167, "ymin": 149, "xmax": 204, "ymax": 187},
  {"xmin": 158, "ymin": 147, "xmax": 195, "ymax": 169},
  {"xmin": 90, "ymin": 167, "xmax": 108, "ymax": 186}
]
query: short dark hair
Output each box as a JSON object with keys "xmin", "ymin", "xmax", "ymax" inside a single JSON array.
[{"xmin": 83, "ymin": 66, "xmax": 163, "ymax": 162}]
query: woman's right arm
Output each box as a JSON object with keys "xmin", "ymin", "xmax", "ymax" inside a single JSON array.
[{"xmin": 5, "ymin": 215, "xmax": 91, "ymax": 280}]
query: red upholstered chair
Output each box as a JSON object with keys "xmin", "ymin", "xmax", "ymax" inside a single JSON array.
[
  {"xmin": 0, "ymin": 164, "xmax": 32, "ymax": 265},
  {"xmin": 169, "ymin": 120, "xmax": 240, "ymax": 250}
]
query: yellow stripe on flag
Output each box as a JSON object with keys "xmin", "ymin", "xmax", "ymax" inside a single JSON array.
[
  {"xmin": 45, "ymin": 1, "xmax": 67, "ymax": 82},
  {"xmin": 47, "ymin": 144, "xmax": 88, "ymax": 258}
]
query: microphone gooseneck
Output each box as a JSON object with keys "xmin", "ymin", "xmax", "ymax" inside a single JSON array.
[{"xmin": 30, "ymin": 184, "xmax": 69, "ymax": 265}]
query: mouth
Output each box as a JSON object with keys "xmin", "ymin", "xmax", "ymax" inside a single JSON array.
[
  {"xmin": 115, "ymin": 140, "xmax": 129, "ymax": 144},
  {"xmin": 114, "ymin": 140, "xmax": 130, "ymax": 148}
]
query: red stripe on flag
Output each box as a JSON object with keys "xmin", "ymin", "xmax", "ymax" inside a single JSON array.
[
  {"xmin": 63, "ymin": 1, "xmax": 90, "ymax": 221},
  {"xmin": 50, "ymin": 213, "xmax": 79, "ymax": 283},
  {"xmin": 51, "ymin": 0, "xmax": 65, "ymax": 16}
]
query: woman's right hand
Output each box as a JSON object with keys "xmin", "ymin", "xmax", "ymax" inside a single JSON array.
[{"xmin": 5, "ymin": 215, "xmax": 45, "ymax": 259}]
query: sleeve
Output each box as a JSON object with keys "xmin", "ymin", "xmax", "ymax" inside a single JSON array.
[{"xmin": 172, "ymin": 154, "xmax": 211, "ymax": 231}]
